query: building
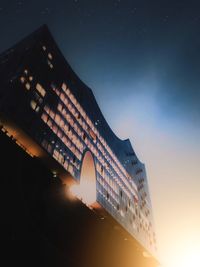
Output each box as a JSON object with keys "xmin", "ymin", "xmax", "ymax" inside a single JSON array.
[{"xmin": 0, "ymin": 25, "xmax": 158, "ymax": 267}]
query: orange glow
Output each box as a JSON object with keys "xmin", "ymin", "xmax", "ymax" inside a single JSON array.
[
  {"xmin": 160, "ymin": 240, "xmax": 200, "ymax": 267},
  {"xmin": 70, "ymin": 151, "xmax": 97, "ymax": 207},
  {"xmin": 70, "ymin": 180, "xmax": 96, "ymax": 206}
]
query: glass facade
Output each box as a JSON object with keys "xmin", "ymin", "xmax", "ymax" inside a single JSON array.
[{"xmin": 0, "ymin": 26, "xmax": 157, "ymax": 257}]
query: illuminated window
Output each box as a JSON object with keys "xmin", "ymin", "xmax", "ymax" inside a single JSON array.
[
  {"xmin": 89, "ymin": 128, "xmax": 96, "ymax": 141},
  {"xmin": 55, "ymin": 114, "xmax": 61, "ymax": 125},
  {"xmin": 52, "ymin": 124, "xmax": 58, "ymax": 134},
  {"xmin": 24, "ymin": 69, "xmax": 28, "ymax": 74},
  {"xmin": 35, "ymin": 106, "xmax": 40, "ymax": 113},
  {"xmin": 29, "ymin": 76, "xmax": 33, "ymax": 81},
  {"xmin": 36, "ymin": 83, "xmax": 46, "ymax": 97},
  {"xmin": 48, "ymin": 53, "xmax": 53, "ymax": 60},
  {"xmin": 25, "ymin": 83, "xmax": 31, "ymax": 90},
  {"xmin": 34, "ymin": 92, "xmax": 43, "ymax": 104},
  {"xmin": 30, "ymin": 103, "xmax": 39, "ymax": 112},
  {"xmin": 47, "ymin": 119, "xmax": 52, "ymax": 128},
  {"xmin": 47, "ymin": 60, "xmax": 53, "ymax": 69},
  {"xmin": 30, "ymin": 100, "xmax": 37, "ymax": 111},
  {"xmin": 68, "ymin": 164, "xmax": 74, "ymax": 175},
  {"xmin": 60, "ymin": 119, "xmax": 64, "ymax": 128},
  {"xmin": 62, "ymin": 83, "xmax": 67, "ymax": 91},
  {"xmin": 57, "ymin": 130, "xmax": 62, "ymax": 138},
  {"xmin": 64, "ymin": 124, "xmax": 68, "ymax": 133},
  {"xmin": 44, "ymin": 107, "xmax": 49, "ymax": 116},
  {"xmin": 41, "ymin": 113, "xmax": 48, "ymax": 123},
  {"xmin": 42, "ymin": 46, "xmax": 46, "ymax": 51},
  {"xmin": 20, "ymin": 77, "xmax": 25, "ymax": 83},
  {"xmin": 58, "ymin": 103, "xmax": 62, "ymax": 112},
  {"xmin": 60, "ymin": 93, "xmax": 65, "ymax": 102}
]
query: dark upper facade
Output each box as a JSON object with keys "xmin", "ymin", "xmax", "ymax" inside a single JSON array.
[{"xmin": 0, "ymin": 25, "xmax": 157, "ymax": 257}]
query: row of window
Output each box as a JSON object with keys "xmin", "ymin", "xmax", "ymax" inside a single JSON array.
[
  {"xmin": 42, "ymin": 46, "xmax": 54, "ymax": 69},
  {"xmin": 53, "ymin": 82, "xmax": 156, "ymax": 242},
  {"xmin": 53, "ymin": 85, "xmax": 133, "ymax": 198},
  {"xmin": 41, "ymin": 112, "xmax": 82, "ymax": 164},
  {"xmin": 52, "ymin": 83, "xmax": 142, "ymax": 224},
  {"xmin": 44, "ymin": 105, "xmax": 84, "ymax": 156},
  {"xmin": 97, "ymin": 175, "xmax": 119, "ymax": 204},
  {"xmin": 61, "ymin": 83, "xmax": 138, "ymax": 194},
  {"xmin": 58, "ymin": 83, "xmax": 138, "ymax": 199}
]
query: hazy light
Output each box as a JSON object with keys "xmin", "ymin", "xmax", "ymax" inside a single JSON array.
[
  {"xmin": 168, "ymin": 247, "xmax": 200, "ymax": 267},
  {"xmin": 70, "ymin": 151, "xmax": 97, "ymax": 207},
  {"xmin": 70, "ymin": 180, "xmax": 96, "ymax": 206}
]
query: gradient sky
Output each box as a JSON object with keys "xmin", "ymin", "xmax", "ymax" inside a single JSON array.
[{"xmin": 1, "ymin": 1, "xmax": 200, "ymax": 266}]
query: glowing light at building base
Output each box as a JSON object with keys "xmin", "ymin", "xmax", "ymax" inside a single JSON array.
[{"xmin": 70, "ymin": 180, "xmax": 96, "ymax": 206}]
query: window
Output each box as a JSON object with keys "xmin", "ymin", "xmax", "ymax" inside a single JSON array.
[
  {"xmin": 20, "ymin": 77, "xmax": 25, "ymax": 83},
  {"xmin": 35, "ymin": 106, "xmax": 40, "ymax": 113},
  {"xmin": 62, "ymin": 83, "xmax": 67, "ymax": 91},
  {"xmin": 36, "ymin": 83, "xmax": 46, "ymax": 97},
  {"xmin": 89, "ymin": 128, "xmax": 96, "ymax": 141},
  {"xmin": 58, "ymin": 103, "xmax": 62, "ymax": 112},
  {"xmin": 47, "ymin": 119, "xmax": 52, "ymax": 128},
  {"xmin": 47, "ymin": 60, "xmax": 53, "ymax": 69},
  {"xmin": 30, "ymin": 100, "xmax": 37, "ymax": 110},
  {"xmin": 57, "ymin": 130, "xmax": 62, "ymax": 139},
  {"xmin": 52, "ymin": 124, "xmax": 58, "ymax": 134},
  {"xmin": 49, "ymin": 110, "xmax": 55, "ymax": 119},
  {"xmin": 25, "ymin": 83, "xmax": 31, "ymax": 90},
  {"xmin": 34, "ymin": 92, "xmax": 43, "ymax": 104},
  {"xmin": 48, "ymin": 53, "xmax": 53, "ymax": 60},
  {"xmin": 55, "ymin": 114, "xmax": 61, "ymax": 125},
  {"xmin": 44, "ymin": 105, "xmax": 50, "ymax": 114}
]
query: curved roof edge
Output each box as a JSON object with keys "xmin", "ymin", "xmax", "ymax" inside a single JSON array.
[{"xmin": 37, "ymin": 25, "xmax": 145, "ymax": 167}]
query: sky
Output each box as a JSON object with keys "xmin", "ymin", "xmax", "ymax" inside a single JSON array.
[{"xmin": 0, "ymin": 1, "xmax": 200, "ymax": 267}]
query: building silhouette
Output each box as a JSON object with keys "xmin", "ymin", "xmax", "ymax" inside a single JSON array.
[{"xmin": 0, "ymin": 25, "xmax": 158, "ymax": 267}]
